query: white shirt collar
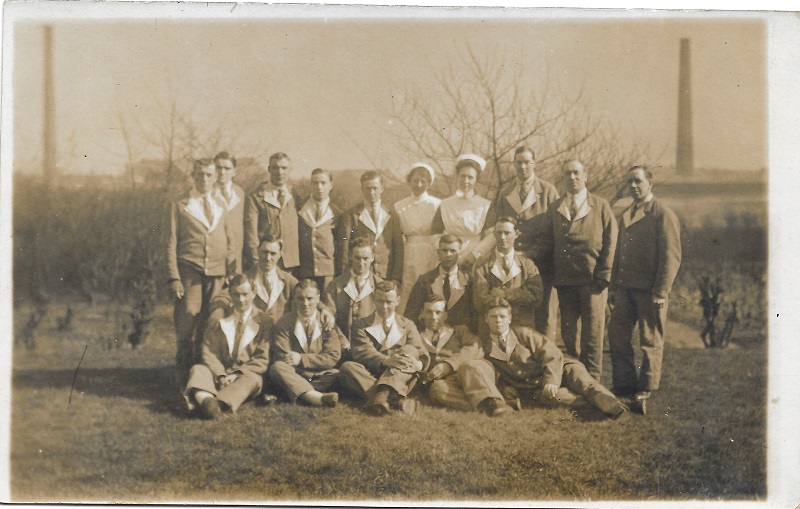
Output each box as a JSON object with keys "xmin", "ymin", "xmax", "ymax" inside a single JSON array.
[
  {"xmin": 219, "ymin": 181, "xmax": 233, "ymax": 195},
  {"xmin": 496, "ymin": 249, "xmax": 515, "ymax": 264},
  {"xmin": 439, "ymin": 265, "xmax": 459, "ymax": 279},
  {"xmin": 380, "ymin": 313, "xmax": 396, "ymax": 328},
  {"xmin": 313, "ymin": 196, "xmax": 330, "ymax": 209},
  {"xmin": 455, "ymin": 189, "xmax": 475, "ymax": 199},
  {"xmin": 351, "ymin": 271, "xmax": 370, "ymax": 284},
  {"xmin": 190, "ymin": 188, "xmax": 214, "ymax": 201},
  {"xmin": 641, "ymin": 193, "xmax": 654, "ymax": 204},
  {"xmin": 365, "ymin": 200, "xmax": 382, "ymax": 211},
  {"xmin": 518, "ymin": 175, "xmax": 536, "ymax": 190},
  {"xmin": 298, "ymin": 312, "xmax": 318, "ymax": 326},
  {"xmin": 569, "ymin": 187, "xmax": 588, "ymax": 207},
  {"xmin": 236, "ymin": 306, "xmax": 254, "ymax": 324}
]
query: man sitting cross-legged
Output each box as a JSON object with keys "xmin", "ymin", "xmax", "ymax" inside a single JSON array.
[
  {"xmin": 456, "ymin": 298, "xmax": 630, "ymax": 421},
  {"xmin": 413, "ymin": 295, "xmax": 500, "ymax": 413},
  {"xmin": 339, "ymin": 280, "xmax": 428, "ymax": 416},
  {"xmin": 183, "ymin": 273, "xmax": 271, "ymax": 419},
  {"xmin": 268, "ymin": 280, "xmax": 344, "ymax": 408}
]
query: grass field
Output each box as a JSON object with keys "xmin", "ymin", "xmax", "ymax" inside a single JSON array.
[{"xmin": 10, "ymin": 301, "xmax": 766, "ymax": 503}]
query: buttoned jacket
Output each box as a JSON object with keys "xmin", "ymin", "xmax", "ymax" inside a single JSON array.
[
  {"xmin": 612, "ymin": 197, "xmax": 681, "ymax": 299},
  {"xmin": 200, "ymin": 310, "xmax": 271, "ymax": 380},
  {"xmin": 324, "ymin": 272, "xmax": 384, "ymax": 341},
  {"xmin": 297, "ymin": 198, "xmax": 342, "ymax": 279},
  {"xmin": 243, "ymin": 184, "xmax": 302, "ymax": 271},
  {"xmin": 350, "ymin": 313, "xmax": 427, "ymax": 375},
  {"xmin": 270, "ymin": 311, "xmax": 344, "ymax": 379},
  {"xmin": 337, "ymin": 203, "xmax": 405, "ymax": 282},
  {"xmin": 530, "ymin": 191, "xmax": 618, "ymax": 286},
  {"xmin": 421, "ymin": 325, "xmax": 483, "ymax": 371},
  {"xmin": 404, "ymin": 266, "xmax": 474, "ymax": 332},
  {"xmin": 166, "ymin": 190, "xmax": 235, "ymax": 282},
  {"xmin": 480, "ymin": 326, "xmax": 563, "ymax": 389},
  {"xmin": 214, "ymin": 183, "xmax": 246, "ymax": 273},
  {"xmin": 473, "ymin": 252, "xmax": 544, "ymax": 327}
]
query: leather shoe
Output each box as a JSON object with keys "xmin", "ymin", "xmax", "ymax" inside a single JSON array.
[
  {"xmin": 488, "ymin": 398, "xmax": 514, "ymax": 418},
  {"xmin": 400, "ymin": 398, "xmax": 419, "ymax": 416},
  {"xmin": 321, "ymin": 392, "xmax": 339, "ymax": 408},
  {"xmin": 259, "ymin": 394, "xmax": 279, "ymax": 406},
  {"xmin": 634, "ymin": 391, "xmax": 651, "ymax": 416},
  {"xmin": 199, "ymin": 397, "xmax": 221, "ymax": 420},
  {"xmin": 366, "ymin": 401, "xmax": 390, "ymax": 416},
  {"xmin": 506, "ymin": 398, "xmax": 522, "ymax": 412}
]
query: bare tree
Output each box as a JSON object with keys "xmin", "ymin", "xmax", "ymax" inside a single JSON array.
[{"xmin": 371, "ymin": 43, "xmax": 658, "ymax": 203}]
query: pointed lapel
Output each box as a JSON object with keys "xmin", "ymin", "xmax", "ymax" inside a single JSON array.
[
  {"xmin": 238, "ymin": 310, "xmax": 261, "ymax": 353},
  {"xmin": 344, "ymin": 275, "xmax": 373, "ymax": 302},
  {"xmin": 573, "ymin": 196, "xmax": 592, "ymax": 222},
  {"xmin": 366, "ymin": 316, "xmax": 403, "ymax": 351},
  {"xmin": 488, "ymin": 335, "xmax": 511, "ymax": 361},
  {"xmin": 299, "ymin": 200, "xmax": 334, "ymax": 228},
  {"xmin": 623, "ymin": 201, "xmax": 647, "ymax": 227},
  {"xmin": 436, "ymin": 326, "xmax": 455, "ymax": 351},
  {"xmin": 184, "ymin": 193, "xmax": 221, "ymax": 231},
  {"xmin": 504, "ymin": 186, "xmax": 525, "ymax": 215},
  {"xmin": 556, "ymin": 197, "xmax": 571, "ymax": 221},
  {"xmin": 269, "ymin": 274, "xmax": 286, "ymax": 310},
  {"xmin": 490, "ymin": 256, "xmax": 521, "ymax": 284},
  {"xmin": 219, "ymin": 314, "xmax": 237, "ymax": 356},
  {"xmin": 358, "ymin": 207, "xmax": 378, "ymax": 234},
  {"xmin": 253, "ymin": 273, "xmax": 271, "ymax": 306}
]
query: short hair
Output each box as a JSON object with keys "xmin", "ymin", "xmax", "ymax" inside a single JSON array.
[
  {"xmin": 349, "ymin": 237, "xmax": 374, "ymax": 253},
  {"xmin": 269, "ymin": 152, "xmax": 291, "ymax": 164},
  {"xmin": 438, "ymin": 234, "xmax": 463, "ymax": 247},
  {"xmin": 258, "ymin": 234, "xmax": 283, "ymax": 251},
  {"xmin": 628, "ymin": 165, "xmax": 653, "ymax": 182},
  {"xmin": 214, "ymin": 151, "xmax": 237, "ymax": 167},
  {"xmin": 495, "ymin": 216, "xmax": 518, "ymax": 229},
  {"xmin": 406, "ymin": 166, "xmax": 432, "ymax": 184},
  {"xmin": 455, "ymin": 160, "xmax": 482, "ymax": 174},
  {"xmin": 229, "ymin": 273, "xmax": 254, "ymax": 291},
  {"xmin": 293, "ymin": 279, "xmax": 320, "ymax": 296},
  {"xmin": 193, "ymin": 158, "xmax": 215, "ymax": 172},
  {"xmin": 360, "ymin": 170, "xmax": 383, "ymax": 185},
  {"xmin": 423, "ymin": 294, "xmax": 447, "ymax": 307},
  {"xmin": 311, "ymin": 167, "xmax": 333, "ymax": 182},
  {"xmin": 562, "ymin": 159, "xmax": 584, "ymax": 171},
  {"xmin": 485, "ymin": 297, "xmax": 512, "ymax": 315},
  {"xmin": 375, "ymin": 280, "xmax": 399, "ymax": 296},
  {"xmin": 514, "ymin": 146, "xmax": 536, "ymax": 160}
]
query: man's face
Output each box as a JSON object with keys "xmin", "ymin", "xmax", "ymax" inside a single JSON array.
[
  {"xmin": 294, "ymin": 285, "xmax": 320, "ymax": 318},
  {"xmin": 514, "ymin": 151, "xmax": 536, "ymax": 183},
  {"xmin": 351, "ymin": 246, "xmax": 374, "ymax": 276},
  {"xmin": 374, "ymin": 289, "xmax": 399, "ymax": 318},
  {"xmin": 230, "ymin": 281, "xmax": 256, "ymax": 314},
  {"xmin": 268, "ymin": 157, "xmax": 292, "ymax": 187},
  {"xmin": 361, "ymin": 178, "xmax": 383, "ymax": 206},
  {"xmin": 192, "ymin": 164, "xmax": 217, "ymax": 194},
  {"xmin": 486, "ymin": 307, "xmax": 512, "ymax": 336},
  {"xmin": 257, "ymin": 241, "xmax": 282, "ymax": 273},
  {"xmin": 456, "ymin": 166, "xmax": 478, "ymax": 194},
  {"xmin": 408, "ymin": 173, "xmax": 430, "ymax": 197},
  {"xmin": 215, "ymin": 158, "xmax": 237, "ymax": 186},
  {"xmin": 494, "ymin": 221, "xmax": 518, "ymax": 253},
  {"xmin": 563, "ymin": 161, "xmax": 587, "ymax": 195},
  {"xmin": 438, "ymin": 241, "xmax": 461, "ymax": 272},
  {"xmin": 421, "ymin": 300, "xmax": 447, "ymax": 332},
  {"xmin": 310, "ymin": 173, "xmax": 332, "ymax": 202},
  {"xmin": 626, "ymin": 168, "xmax": 653, "ymax": 203}
]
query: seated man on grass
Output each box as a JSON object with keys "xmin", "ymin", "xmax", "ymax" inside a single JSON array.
[
  {"xmin": 456, "ymin": 298, "xmax": 630, "ymax": 421},
  {"xmin": 269, "ymin": 279, "xmax": 344, "ymax": 408},
  {"xmin": 339, "ymin": 281, "xmax": 428, "ymax": 416},
  {"xmin": 183, "ymin": 273, "xmax": 270, "ymax": 419}
]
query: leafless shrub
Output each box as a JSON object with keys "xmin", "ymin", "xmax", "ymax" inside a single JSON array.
[{"xmin": 699, "ymin": 275, "xmax": 738, "ymax": 348}]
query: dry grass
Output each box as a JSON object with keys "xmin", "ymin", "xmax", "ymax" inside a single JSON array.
[{"xmin": 10, "ymin": 301, "xmax": 765, "ymax": 503}]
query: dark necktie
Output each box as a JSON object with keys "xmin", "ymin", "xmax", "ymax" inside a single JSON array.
[
  {"xmin": 502, "ymin": 256, "xmax": 511, "ymax": 276},
  {"xmin": 277, "ymin": 188, "xmax": 286, "ymax": 206},
  {"xmin": 519, "ymin": 185, "xmax": 529, "ymax": 204},
  {"xmin": 306, "ymin": 320, "xmax": 316, "ymax": 351},
  {"xmin": 570, "ymin": 197, "xmax": 579, "ymax": 221},
  {"xmin": 383, "ymin": 320, "xmax": 392, "ymax": 336},
  {"xmin": 442, "ymin": 274, "xmax": 451, "ymax": 304},
  {"xmin": 315, "ymin": 203, "xmax": 324, "ymax": 222},
  {"xmin": 370, "ymin": 205, "xmax": 379, "ymax": 229},
  {"xmin": 632, "ymin": 202, "xmax": 641, "ymax": 217},
  {"xmin": 232, "ymin": 316, "xmax": 246, "ymax": 361},
  {"xmin": 499, "ymin": 335, "xmax": 507, "ymax": 352}
]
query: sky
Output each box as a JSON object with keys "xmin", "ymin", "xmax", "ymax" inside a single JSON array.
[{"xmin": 8, "ymin": 5, "xmax": 767, "ymax": 175}]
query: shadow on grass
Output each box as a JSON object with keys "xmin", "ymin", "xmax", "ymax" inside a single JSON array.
[{"xmin": 12, "ymin": 365, "xmax": 187, "ymax": 418}]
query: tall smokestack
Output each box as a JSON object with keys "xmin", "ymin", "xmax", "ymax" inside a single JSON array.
[
  {"xmin": 676, "ymin": 38, "xmax": 694, "ymax": 176},
  {"xmin": 43, "ymin": 24, "xmax": 57, "ymax": 183}
]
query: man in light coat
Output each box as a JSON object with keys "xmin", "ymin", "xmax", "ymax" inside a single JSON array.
[{"xmin": 213, "ymin": 151, "xmax": 246, "ymax": 272}]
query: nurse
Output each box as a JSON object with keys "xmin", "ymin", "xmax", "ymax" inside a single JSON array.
[
  {"xmin": 432, "ymin": 154, "xmax": 495, "ymax": 270},
  {"xmin": 394, "ymin": 162, "xmax": 442, "ymax": 310}
]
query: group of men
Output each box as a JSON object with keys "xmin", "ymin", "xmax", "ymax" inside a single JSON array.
[{"xmin": 166, "ymin": 148, "xmax": 681, "ymax": 420}]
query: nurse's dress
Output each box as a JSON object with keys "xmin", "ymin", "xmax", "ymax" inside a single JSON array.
[
  {"xmin": 432, "ymin": 190, "xmax": 495, "ymax": 264},
  {"xmin": 394, "ymin": 192, "xmax": 442, "ymax": 307}
]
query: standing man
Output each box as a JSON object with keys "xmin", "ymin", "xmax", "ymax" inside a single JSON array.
[
  {"xmin": 297, "ymin": 168, "xmax": 341, "ymax": 292},
  {"xmin": 167, "ymin": 158, "xmax": 235, "ymax": 388},
  {"xmin": 608, "ymin": 166, "xmax": 681, "ymax": 415},
  {"xmin": 404, "ymin": 234, "xmax": 475, "ymax": 332},
  {"xmin": 243, "ymin": 152, "xmax": 301, "ymax": 274},
  {"xmin": 213, "ymin": 151, "xmax": 246, "ymax": 272},
  {"xmin": 498, "ymin": 147, "xmax": 560, "ymax": 338},
  {"xmin": 339, "ymin": 281, "xmax": 427, "ymax": 416},
  {"xmin": 530, "ymin": 160, "xmax": 617, "ymax": 381},
  {"xmin": 183, "ymin": 274, "xmax": 270, "ymax": 419},
  {"xmin": 337, "ymin": 171, "xmax": 404, "ymax": 284},
  {"xmin": 457, "ymin": 298, "xmax": 629, "ymax": 420},
  {"xmin": 473, "ymin": 217, "xmax": 543, "ymax": 332},
  {"xmin": 269, "ymin": 280, "xmax": 343, "ymax": 408},
  {"xmin": 324, "ymin": 238, "xmax": 383, "ymax": 344}
]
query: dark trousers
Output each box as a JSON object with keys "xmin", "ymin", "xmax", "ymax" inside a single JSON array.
[
  {"xmin": 173, "ymin": 264, "xmax": 225, "ymax": 388},
  {"xmin": 608, "ymin": 288, "xmax": 669, "ymax": 394},
  {"xmin": 269, "ymin": 361, "xmax": 339, "ymax": 402},
  {"xmin": 557, "ymin": 284, "xmax": 607, "ymax": 381}
]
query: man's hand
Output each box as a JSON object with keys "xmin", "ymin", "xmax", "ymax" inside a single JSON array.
[
  {"xmin": 284, "ymin": 352, "xmax": 302, "ymax": 367},
  {"xmin": 423, "ymin": 362, "xmax": 453, "ymax": 383},
  {"xmin": 319, "ymin": 308, "xmax": 336, "ymax": 331},
  {"xmin": 168, "ymin": 280, "xmax": 185, "ymax": 300},
  {"xmin": 461, "ymin": 254, "xmax": 477, "ymax": 272},
  {"xmin": 541, "ymin": 384, "xmax": 559, "ymax": 400},
  {"xmin": 652, "ymin": 295, "xmax": 666, "ymax": 309},
  {"xmin": 218, "ymin": 374, "xmax": 238, "ymax": 388}
]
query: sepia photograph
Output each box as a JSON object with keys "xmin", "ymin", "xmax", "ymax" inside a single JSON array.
[{"xmin": 1, "ymin": 2, "xmax": 797, "ymax": 505}]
